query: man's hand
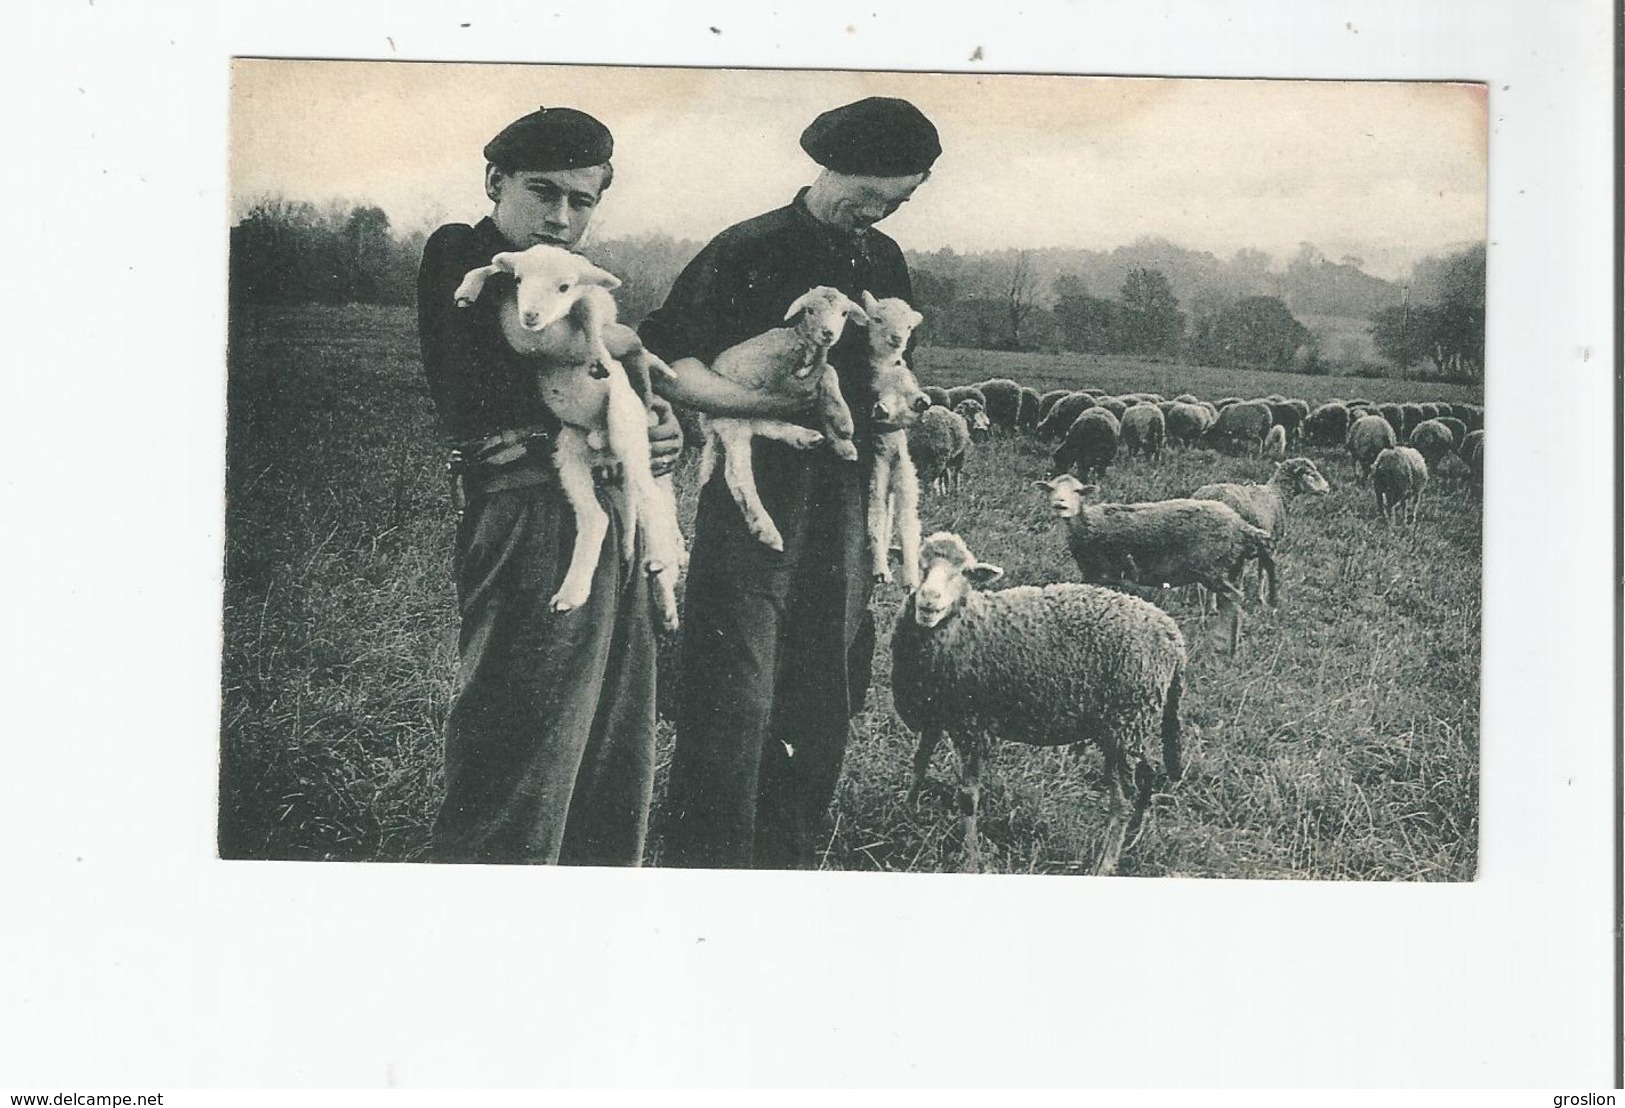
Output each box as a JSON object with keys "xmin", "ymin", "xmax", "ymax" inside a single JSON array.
[{"xmin": 648, "ymin": 395, "xmax": 684, "ymax": 477}]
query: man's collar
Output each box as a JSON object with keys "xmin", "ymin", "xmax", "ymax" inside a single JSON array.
[{"xmin": 791, "ymin": 186, "xmax": 870, "ymax": 249}]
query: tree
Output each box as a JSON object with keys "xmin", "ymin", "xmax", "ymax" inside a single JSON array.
[
  {"xmin": 1117, "ymin": 267, "xmax": 1183, "ymax": 355},
  {"xmin": 1052, "ymin": 293, "xmax": 1120, "ymax": 354},
  {"xmin": 1370, "ymin": 243, "xmax": 1485, "ymax": 380},
  {"xmin": 1000, "ymin": 251, "xmax": 1040, "ymax": 349},
  {"xmin": 1203, "ymin": 296, "xmax": 1311, "ymax": 370}
]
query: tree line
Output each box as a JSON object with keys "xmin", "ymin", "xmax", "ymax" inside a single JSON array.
[{"xmin": 228, "ymin": 196, "xmax": 1485, "ymax": 380}]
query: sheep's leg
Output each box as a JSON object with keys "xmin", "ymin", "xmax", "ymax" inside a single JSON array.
[
  {"xmin": 1094, "ymin": 737, "xmax": 1133, "ymax": 877},
  {"xmin": 893, "ymin": 447, "xmax": 923, "ymax": 590},
  {"xmin": 906, "ymin": 728, "xmax": 943, "ymax": 808},
  {"xmin": 571, "ymin": 288, "xmax": 620, "ymax": 374},
  {"xmin": 1260, "ymin": 546, "xmax": 1280, "ymax": 608},
  {"xmin": 950, "ymin": 732, "xmax": 985, "ymax": 873},
  {"xmin": 750, "ymin": 420, "xmax": 825, "ymax": 450},
  {"xmin": 603, "ymin": 372, "xmax": 648, "ymax": 564},
  {"xmin": 1214, "ymin": 578, "xmax": 1246, "ymax": 655},
  {"xmin": 866, "ymin": 452, "xmax": 893, "ymax": 583},
  {"xmin": 716, "ymin": 424, "xmax": 785, "ymax": 552},
  {"xmin": 549, "ymin": 429, "xmax": 609, "ymax": 613},
  {"xmin": 815, "ymin": 366, "xmax": 859, "ymax": 462},
  {"xmin": 452, "ymin": 264, "xmax": 502, "ymax": 307}
]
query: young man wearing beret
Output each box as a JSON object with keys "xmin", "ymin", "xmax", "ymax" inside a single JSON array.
[
  {"xmin": 415, "ymin": 106, "xmax": 679, "ymax": 865},
  {"xmin": 640, "ymin": 96, "xmax": 941, "ymax": 869}
]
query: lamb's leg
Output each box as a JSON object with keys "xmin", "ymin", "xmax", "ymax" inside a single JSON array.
[
  {"xmin": 815, "ymin": 365, "xmax": 858, "ymax": 462},
  {"xmin": 1260, "ymin": 546, "xmax": 1280, "ymax": 608},
  {"xmin": 749, "ymin": 420, "xmax": 825, "ymax": 451},
  {"xmin": 452, "ymin": 264, "xmax": 502, "ymax": 307},
  {"xmin": 1214, "ymin": 577, "xmax": 1246, "ymax": 655},
  {"xmin": 716, "ymin": 423, "xmax": 786, "ymax": 551},
  {"xmin": 1094, "ymin": 736, "xmax": 1133, "ymax": 877},
  {"xmin": 867, "ymin": 452, "xmax": 894, "ymax": 583},
  {"xmin": 907, "ymin": 728, "xmax": 943, "ymax": 807},
  {"xmin": 549, "ymin": 428, "xmax": 609, "ymax": 613},
  {"xmin": 950, "ymin": 732, "xmax": 985, "ymax": 873},
  {"xmin": 893, "ymin": 446, "xmax": 922, "ymax": 589},
  {"xmin": 603, "ymin": 372, "xmax": 650, "ymax": 564}
]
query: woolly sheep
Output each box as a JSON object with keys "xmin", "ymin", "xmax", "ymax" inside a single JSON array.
[
  {"xmin": 909, "ymin": 405, "xmax": 972, "ymax": 495},
  {"xmin": 1174, "ymin": 393, "xmax": 1201, "ymax": 405},
  {"xmin": 1456, "ymin": 403, "xmax": 1485, "ymax": 432},
  {"xmin": 1434, "ymin": 416, "xmax": 1467, "ymax": 450},
  {"xmin": 1261, "ymin": 423, "xmax": 1287, "ymax": 460},
  {"xmin": 1052, "ymin": 406, "xmax": 1120, "ymax": 481},
  {"xmin": 1347, "ymin": 412, "xmax": 1397, "ymax": 483},
  {"xmin": 695, "ymin": 285, "xmax": 871, "ymax": 551},
  {"xmin": 1303, "ymin": 401, "xmax": 1351, "ymax": 447},
  {"xmin": 1080, "ymin": 387, "xmax": 1108, "ymax": 398},
  {"xmin": 891, "ymin": 531, "xmax": 1187, "ymax": 875},
  {"xmin": 976, "ymin": 377, "xmax": 1024, "ymax": 430},
  {"xmin": 923, "ymin": 384, "xmax": 950, "ymax": 408},
  {"xmin": 1097, "ymin": 396, "xmax": 1129, "ymax": 422},
  {"xmin": 1163, "ymin": 401, "xmax": 1211, "ymax": 448},
  {"xmin": 945, "ymin": 384, "xmax": 987, "ymax": 411},
  {"xmin": 1266, "ymin": 400, "xmax": 1305, "ymax": 443},
  {"xmin": 1037, "ymin": 475, "xmax": 1275, "ymax": 655},
  {"xmin": 1037, "ymin": 388, "xmax": 1071, "ymax": 422},
  {"xmin": 1214, "ymin": 396, "xmax": 1244, "ymax": 410},
  {"xmin": 1460, "ymin": 429, "xmax": 1484, "ymax": 495},
  {"xmin": 955, "ymin": 397, "xmax": 992, "ymax": 443},
  {"xmin": 1037, "ymin": 390, "xmax": 1096, "ymax": 441},
  {"xmin": 1376, "ymin": 403, "xmax": 1405, "ymax": 440},
  {"xmin": 1191, "ymin": 457, "xmax": 1329, "ymax": 607},
  {"xmin": 1120, "ymin": 403, "xmax": 1167, "ymax": 462},
  {"xmin": 453, "ymin": 243, "xmax": 686, "ymax": 628},
  {"xmin": 1372, "ymin": 446, "xmax": 1428, "ymax": 522},
  {"xmin": 1407, "ymin": 418, "xmax": 1457, "ymax": 470},
  {"xmin": 1209, "ymin": 399, "xmax": 1273, "ymax": 454},
  {"xmin": 1017, "ymin": 385, "xmax": 1043, "ymax": 430},
  {"xmin": 1398, "ymin": 402, "xmax": 1427, "ymax": 440},
  {"xmin": 860, "ymin": 294, "xmax": 931, "ymax": 587}
]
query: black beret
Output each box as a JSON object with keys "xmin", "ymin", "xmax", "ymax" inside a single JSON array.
[
  {"xmin": 799, "ymin": 96, "xmax": 941, "ymax": 177},
  {"xmin": 483, "ymin": 106, "xmax": 613, "ymax": 172}
]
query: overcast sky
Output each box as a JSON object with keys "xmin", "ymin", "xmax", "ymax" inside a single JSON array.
[{"xmin": 230, "ymin": 60, "xmax": 1486, "ymax": 280}]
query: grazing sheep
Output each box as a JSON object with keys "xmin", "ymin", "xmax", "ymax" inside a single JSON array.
[
  {"xmin": 1174, "ymin": 393, "xmax": 1201, "ymax": 405},
  {"xmin": 1376, "ymin": 403, "xmax": 1405, "ymax": 440},
  {"xmin": 1037, "ymin": 388, "xmax": 1071, "ymax": 422},
  {"xmin": 1052, "ymin": 406, "xmax": 1120, "ymax": 481},
  {"xmin": 1191, "ymin": 456, "xmax": 1329, "ymax": 607},
  {"xmin": 1080, "ymin": 387, "xmax": 1108, "ymax": 398},
  {"xmin": 1037, "ymin": 390, "xmax": 1096, "ymax": 441},
  {"xmin": 1262, "ymin": 423, "xmax": 1287, "ymax": 460},
  {"xmin": 1208, "ymin": 399, "xmax": 1273, "ymax": 455},
  {"xmin": 1163, "ymin": 401, "xmax": 1211, "ymax": 448},
  {"xmin": 1456, "ymin": 403, "xmax": 1485, "ymax": 432},
  {"xmin": 1037, "ymin": 475, "xmax": 1275, "ymax": 655},
  {"xmin": 1460, "ymin": 429, "xmax": 1484, "ymax": 495},
  {"xmin": 955, "ymin": 397, "xmax": 992, "ymax": 443},
  {"xmin": 696, "ymin": 285, "xmax": 871, "ymax": 551},
  {"xmin": 1347, "ymin": 412, "xmax": 1398, "ymax": 483},
  {"xmin": 1017, "ymin": 386, "xmax": 1043, "ymax": 430},
  {"xmin": 452, "ymin": 243, "xmax": 686, "ymax": 628},
  {"xmin": 1398, "ymin": 402, "xmax": 1427, "ymax": 440},
  {"xmin": 1097, "ymin": 396, "xmax": 1129, "ymax": 422},
  {"xmin": 859, "ymin": 294, "xmax": 930, "ymax": 588},
  {"xmin": 976, "ymin": 377, "xmax": 1024, "ymax": 430},
  {"xmin": 1303, "ymin": 401, "xmax": 1351, "ymax": 447},
  {"xmin": 1120, "ymin": 403, "xmax": 1167, "ymax": 462},
  {"xmin": 1214, "ymin": 396, "xmax": 1244, "ymax": 411},
  {"xmin": 909, "ymin": 405, "xmax": 972, "ymax": 495},
  {"xmin": 1266, "ymin": 400, "xmax": 1305, "ymax": 444},
  {"xmin": 1372, "ymin": 446, "xmax": 1429, "ymax": 522},
  {"xmin": 945, "ymin": 384, "xmax": 987, "ymax": 412},
  {"xmin": 923, "ymin": 384, "xmax": 950, "ymax": 408},
  {"xmin": 1433, "ymin": 402, "xmax": 1456, "ymax": 419},
  {"xmin": 1434, "ymin": 416, "xmax": 1467, "ymax": 449},
  {"xmin": 892, "ymin": 531, "xmax": 1187, "ymax": 875},
  {"xmin": 1407, "ymin": 418, "xmax": 1458, "ymax": 470}
]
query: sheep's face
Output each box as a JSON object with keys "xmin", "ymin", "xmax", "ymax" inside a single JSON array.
[
  {"xmin": 785, "ymin": 287, "xmax": 870, "ymax": 354},
  {"xmin": 913, "ymin": 532, "xmax": 1003, "ymax": 628},
  {"xmin": 496, "ymin": 245, "xmax": 622, "ymax": 332},
  {"xmin": 871, "ymin": 357, "xmax": 930, "ymax": 429},
  {"xmin": 859, "ymin": 291, "xmax": 924, "ymax": 354},
  {"xmin": 1283, "ymin": 458, "xmax": 1330, "ymax": 495},
  {"xmin": 486, "ymin": 165, "xmax": 606, "ymax": 253},
  {"xmin": 954, "ymin": 400, "xmax": 991, "ymax": 440},
  {"xmin": 1036, "ymin": 474, "xmax": 1097, "ymax": 518}
]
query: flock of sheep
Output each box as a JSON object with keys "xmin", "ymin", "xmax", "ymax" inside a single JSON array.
[{"xmin": 882, "ymin": 372, "xmax": 1485, "ymax": 876}]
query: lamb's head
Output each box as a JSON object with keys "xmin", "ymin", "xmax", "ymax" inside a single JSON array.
[
  {"xmin": 911, "ymin": 532, "xmax": 1003, "ymax": 629},
  {"xmin": 492, "ymin": 244, "xmax": 622, "ymax": 332},
  {"xmin": 1278, "ymin": 456, "xmax": 1331, "ymax": 495},
  {"xmin": 870, "ymin": 357, "xmax": 931, "ymax": 430},
  {"xmin": 858, "ymin": 291, "xmax": 924, "ymax": 356},
  {"xmin": 1035, "ymin": 473, "xmax": 1099, "ymax": 518},
  {"xmin": 954, "ymin": 398, "xmax": 991, "ymax": 440},
  {"xmin": 784, "ymin": 286, "xmax": 870, "ymax": 350}
]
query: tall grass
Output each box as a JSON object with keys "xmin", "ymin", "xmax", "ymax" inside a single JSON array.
[{"xmin": 222, "ymin": 305, "xmax": 1480, "ymax": 878}]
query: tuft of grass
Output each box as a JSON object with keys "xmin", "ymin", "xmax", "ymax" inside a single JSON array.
[{"xmin": 222, "ymin": 305, "xmax": 1480, "ymax": 878}]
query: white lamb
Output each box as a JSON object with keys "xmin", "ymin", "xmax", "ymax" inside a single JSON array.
[
  {"xmin": 453, "ymin": 244, "xmax": 686, "ymax": 629},
  {"xmin": 696, "ymin": 286, "xmax": 871, "ymax": 551},
  {"xmin": 858, "ymin": 293, "xmax": 931, "ymax": 588}
]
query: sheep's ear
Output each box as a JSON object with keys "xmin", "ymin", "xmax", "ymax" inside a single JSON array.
[
  {"xmin": 1034, "ymin": 478, "xmax": 1057, "ymax": 490},
  {"xmin": 490, "ymin": 252, "xmax": 519, "ymax": 272},
  {"xmin": 1079, "ymin": 483, "xmax": 1101, "ymax": 497},
  {"xmin": 966, "ymin": 562, "xmax": 1004, "ymax": 587},
  {"xmin": 845, "ymin": 299, "xmax": 872, "ymax": 326},
  {"xmin": 578, "ymin": 263, "xmax": 622, "ymax": 290},
  {"xmin": 908, "ymin": 310, "xmax": 925, "ymax": 330},
  {"xmin": 860, "ymin": 290, "xmax": 881, "ymax": 313},
  {"xmin": 783, "ymin": 290, "xmax": 815, "ymax": 321}
]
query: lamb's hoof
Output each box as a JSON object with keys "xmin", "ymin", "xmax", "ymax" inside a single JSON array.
[
  {"xmin": 550, "ymin": 589, "xmax": 588, "ymax": 612},
  {"xmin": 831, "ymin": 440, "xmax": 859, "ymax": 462},
  {"xmin": 787, "ymin": 429, "xmax": 824, "ymax": 450},
  {"xmin": 752, "ymin": 527, "xmax": 785, "ymax": 552},
  {"xmin": 873, "ymin": 568, "xmax": 892, "ymax": 585},
  {"xmin": 454, "ymin": 297, "xmax": 474, "ymax": 309},
  {"xmin": 645, "ymin": 559, "xmax": 666, "ymax": 575}
]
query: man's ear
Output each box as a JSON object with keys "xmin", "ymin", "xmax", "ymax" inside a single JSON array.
[{"xmin": 484, "ymin": 164, "xmax": 505, "ymax": 205}]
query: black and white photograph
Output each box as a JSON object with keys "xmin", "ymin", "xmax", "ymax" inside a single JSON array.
[{"xmin": 224, "ymin": 61, "xmax": 1487, "ymax": 879}]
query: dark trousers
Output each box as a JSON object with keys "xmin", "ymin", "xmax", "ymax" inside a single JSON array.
[
  {"xmin": 432, "ymin": 474, "xmax": 657, "ymax": 865},
  {"xmin": 667, "ymin": 441, "xmax": 876, "ymax": 869}
]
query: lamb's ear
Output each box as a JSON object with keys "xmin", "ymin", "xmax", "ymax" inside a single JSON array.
[
  {"xmin": 490, "ymin": 252, "xmax": 519, "ymax": 272},
  {"xmin": 783, "ymin": 290, "xmax": 815, "ymax": 321},
  {"xmin": 966, "ymin": 562, "xmax": 1004, "ymax": 587},
  {"xmin": 1079, "ymin": 483, "xmax": 1101, "ymax": 497},
  {"xmin": 860, "ymin": 290, "xmax": 881, "ymax": 313},
  {"xmin": 1034, "ymin": 478, "xmax": 1057, "ymax": 490},
  {"xmin": 844, "ymin": 298, "xmax": 872, "ymax": 327},
  {"xmin": 908, "ymin": 310, "xmax": 924, "ymax": 330},
  {"xmin": 578, "ymin": 263, "xmax": 622, "ymax": 290}
]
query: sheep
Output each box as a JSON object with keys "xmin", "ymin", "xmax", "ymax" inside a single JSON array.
[
  {"xmin": 891, "ymin": 531, "xmax": 1187, "ymax": 875},
  {"xmin": 1037, "ymin": 475, "xmax": 1275, "ymax": 655},
  {"xmin": 1097, "ymin": 396, "xmax": 1129, "ymax": 422},
  {"xmin": 695, "ymin": 285, "xmax": 871, "ymax": 551},
  {"xmin": 1191, "ymin": 456, "xmax": 1329, "ymax": 607},
  {"xmin": 1260, "ymin": 423, "xmax": 1287, "ymax": 460},
  {"xmin": 1433, "ymin": 402, "xmax": 1456, "ymax": 419},
  {"xmin": 955, "ymin": 397, "xmax": 992, "ymax": 443},
  {"xmin": 1120, "ymin": 403, "xmax": 1166, "ymax": 462},
  {"xmin": 1347, "ymin": 412, "xmax": 1397, "ymax": 484},
  {"xmin": 908, "ymin": 405, "xmax": 971, "ymax": 495},
  {"xmin": 1372, "ymin": 446, "xmax": 1429, "ymax": 522},
  {"xmin": 1407, "ymin": 418, "xmax": 1458, "ymax": 470},
  {"xmin": 976, "ymin": 377, "xmax": 1024, "ymax": 431},
  {"xmin": 1398, "ymin": 402, "xmax": 1427, "ymax": 441},
  {"xmin": 452, "ymin": 243, "xmax": 686, "ymax": 628},
  {"xmin": 859, "ymin": 294, "xmax": 931, "ymax": 588},
  {"xmin": 1036, "ymin": 388, "xmax": 1071, "ymax": 422},
  {"xmin": 1266, "ymin": 400, "xmax": 1305, "ymax": 444},
  {"xmin": 1037, "ymin": 390, "xmax": 1096, "ymax": 441},
  {"xmin": 1303, "ymin": 401, "xmax": 1351, "ymax": 447},
  {"xmin": 1017, "ymin": 386, "xmax": 1043, "ymax": 430},
  {"xmin": 1052, "ymin": 406, "xmax": 1120, "ymax": 481},
  {"xmin": 1376, "ymin": 403, "xmax": 1405, "ymax": 440},
  {"xmin": 1456, "ymin": 402, "xmax": 1485, "ymax": 432},
  {"xmin": 1434, "ymin": 416, "xmax": 1467, "ymax": 450},
  {"xmin": 1208, "ymin": 399, "xmax": 1273, "ymax": 455},
  {"xmin": 944, "ymin": 384, "xmax": 987, "ymax": 411},
  {"xmin": 1214, "ymin": 396, "xmax": 1244, "ymax": 410},
  {"xmin": 1174, "ymin": 393, "xmax": 1201, "ymax": 405},
  {"xmin": 1460, "ymin": 429, "xmax": 1484, "ymax": 495},
  {"xmin": 1163, "ymin": 401, "xmax": 1211, "ymax": 448},
  {"xmin": 923, "ymin": 384, "xmax": 950, "ymax": 408},
  {"xmin": 1080, "ymin": 387, "xmax": 1108, "ymax": 398}
]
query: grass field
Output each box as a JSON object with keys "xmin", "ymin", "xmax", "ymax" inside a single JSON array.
[{"xmin": 221, "ymin": 304, "xmax": 1481, "ymax": 879}]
